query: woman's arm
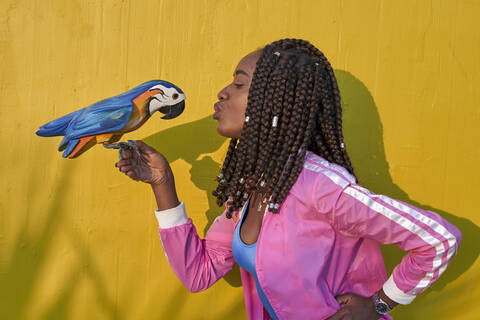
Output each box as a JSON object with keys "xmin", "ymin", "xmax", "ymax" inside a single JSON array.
[
  {"xmin": 115, "ymin": 140, "xmax": 236, "ymax": 293},
  {"xmin": 312, "ymin": 170, "xmax": 462, "ymax": 306},
  {"xmin": 154, "ymin": 198, "xmax": 236, "ymax": 293},
  {"xmin": 335, "ymin": 183, "xmax": 461, "ymax": 304}
]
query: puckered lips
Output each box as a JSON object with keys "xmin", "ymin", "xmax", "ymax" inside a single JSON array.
[{"xmin": 213, "ymin": 102, "xmax": 223, "ymax": 120}]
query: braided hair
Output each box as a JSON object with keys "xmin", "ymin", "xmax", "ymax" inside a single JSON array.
[{"xmin": 212, "ymin": 38, "xmax": 355, "ymax": 219}]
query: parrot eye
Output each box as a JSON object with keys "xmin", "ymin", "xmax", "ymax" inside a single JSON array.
[{"xmin": 172, "ymin": 93, "xmax": 179, "ymax": 100}]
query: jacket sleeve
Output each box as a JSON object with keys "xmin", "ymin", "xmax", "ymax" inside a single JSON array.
[
  {"xmin": 154, "ymin": 201, "xmax": 236, "ymax": 293},
  {"xmin": 311, "ymin": 171, "xmax": 462, "ymax": 305}
]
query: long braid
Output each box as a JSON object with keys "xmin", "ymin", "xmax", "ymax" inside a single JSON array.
[
  {"xmin": 265, "ymin": 64, "xmax": 313, "ymax": 200},
  {"xmin": 270, "ymin": 64, "xmax": 315, "ymax": 208}
]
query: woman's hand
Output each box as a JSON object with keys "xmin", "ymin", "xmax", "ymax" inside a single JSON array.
[
  {"xmin": 115, "ymin": 140, "xmax": 173, "ymax": 185},
  {"xmin": 327, "ymin": 293, "xmax": 380, "ymax": 320},
  {"xmin": 115, "ymin": 140, "xmax": 180, "ymax": 211}
]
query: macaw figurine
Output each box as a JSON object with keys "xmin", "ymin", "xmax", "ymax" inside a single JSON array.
[{"xmin": 36, "ymin": 80, "xmax": 185, "ymax": 158}]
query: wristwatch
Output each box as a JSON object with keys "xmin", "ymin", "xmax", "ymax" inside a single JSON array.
[{"xmin": 372, "ymin": 292, "xmax": 393, "ymax": 315}]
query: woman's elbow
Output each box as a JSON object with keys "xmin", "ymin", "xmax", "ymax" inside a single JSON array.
[
  {"xmin": 451, "ymin": 225, "xmax": 462, "ymax": 252},
  {"xmin": 442, "ymin": 223, "xmax": 462, "ymax": 263},
  {"xmin": 180, "ymin": 275, "xmax": 215, "ymax": 293}
]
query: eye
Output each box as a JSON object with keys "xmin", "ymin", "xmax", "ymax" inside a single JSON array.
[
  {"xmin": 233, "ymin": 83, "xmax": 243, "ymax": 88},
  {"xmin": 172, "ymin": 93, "xmax": 179, "ymax": 99}
]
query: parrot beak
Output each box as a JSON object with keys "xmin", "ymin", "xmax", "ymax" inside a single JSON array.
[{"xmin": 159, "ymin": 100, "xmax": 185, "ymax": 119}]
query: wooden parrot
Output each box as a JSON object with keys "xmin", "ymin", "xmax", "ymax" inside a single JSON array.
[{"xmin": 36, "ymin": 80, "xmax": 185, "ymax": 158}]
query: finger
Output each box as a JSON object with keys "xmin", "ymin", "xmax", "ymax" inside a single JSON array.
[
  {"xmin": 125, "ymin": 171, "xmax": 139, "ymax": 181},
  {"xmin": 121, "ymin": 149, "xmax": 132, "ymax": 159},
  {"xmin": 119, "ymin": 165, "xmax": 134, "ymax": 173},
  {"xmin": 335, "ymin": 294, "xmax": 353, "ymax": 306},
  {"xmin": 115, "ymin": 160, "xmax": 132, "ymax": 168}
]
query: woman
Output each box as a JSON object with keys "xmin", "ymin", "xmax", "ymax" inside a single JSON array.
[{"xmin": 115, "ymin": 39, "xmax": 461, "ymax": 320}]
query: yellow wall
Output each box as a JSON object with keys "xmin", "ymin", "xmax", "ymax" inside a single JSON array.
[{"xmin": 1, "ymin": 0, "xmax": 479, "ymax": 319}]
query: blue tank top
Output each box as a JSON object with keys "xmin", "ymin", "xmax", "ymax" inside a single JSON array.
[{"xmin": 232, "ymin": 198, "xmax": 279, "ymax": 320}]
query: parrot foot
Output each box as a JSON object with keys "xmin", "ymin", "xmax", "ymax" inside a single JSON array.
[{"xmin": 103, "ymin": 142, "xmax": 140, "ymax": 160}]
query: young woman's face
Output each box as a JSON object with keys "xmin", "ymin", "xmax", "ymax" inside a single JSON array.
[{"xmin": 213, "ymin": 50, "xmax": 261, "ymax": 138}]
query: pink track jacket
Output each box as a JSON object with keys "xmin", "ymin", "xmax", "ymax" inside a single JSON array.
[{"xmin": 154, "ymin": 151, "xmax": 461, "ymax": 319}]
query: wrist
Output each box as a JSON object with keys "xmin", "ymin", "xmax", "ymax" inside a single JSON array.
[
  {"xmin": 372, "ymin": 289, "xmax": 397, "ymax": 316},
  {"xmin": 150, "ymin": 178, "xmax": 179, "ymax": 211},
  {"xmin": 378, "ymin": 288, "xmax": 398, "ymax": 309},
  {"xmin": 150, "ymin": 167, "xmax": 175, "ymax": 186}
]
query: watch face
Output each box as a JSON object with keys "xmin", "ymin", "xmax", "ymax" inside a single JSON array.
[{"xmin": 375, "ymin": 302, "xmax": 390, "ymax": 315}]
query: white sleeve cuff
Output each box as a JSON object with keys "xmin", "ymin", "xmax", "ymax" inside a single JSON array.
[
  {"xmin": 382, "ymin": 275, "xmax": 416, "ymax": 305},
  {"xmin": 154, "ymin": 201, "xmax": 189, "ymax": 229}
]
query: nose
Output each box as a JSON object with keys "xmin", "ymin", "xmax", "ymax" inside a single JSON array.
[{"xmin": 217, "ymin": 86, "xmax": 228, "ymax": 101}]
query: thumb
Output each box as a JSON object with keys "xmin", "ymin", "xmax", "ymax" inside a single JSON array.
[{"xmin": 134, "ymin": 140, "xmax": 156, "ymax": 154}]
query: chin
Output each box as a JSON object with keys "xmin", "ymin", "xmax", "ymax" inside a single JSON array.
[{"xmin": 216, "ymin": 123, "xmax": 240, "ymax": 139}]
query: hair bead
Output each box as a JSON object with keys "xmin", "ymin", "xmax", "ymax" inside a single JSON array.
[
  {"xmin": 272, "ymin": 116, "xmax": 278, "ymax": 127},
  {"xmin": 273, "ymin": 51, "xmax": 281, "ymax": 56},
  {"xmin": 245, "ymin": 116, "xmax": 250, "ymax": 122}
]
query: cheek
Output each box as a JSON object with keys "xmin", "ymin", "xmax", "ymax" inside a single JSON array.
[
  {"xmin": 216, "ymin": 112, "xmax": 245, "ymax": 138},
  {"xmin": 216, "ymin": 90, "xmax": 249, "ymax": 138}
]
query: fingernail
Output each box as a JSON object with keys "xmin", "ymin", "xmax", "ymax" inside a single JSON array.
[{"xmin": 128, "ymin": 140, "xmax": 136, "ymax": 144}]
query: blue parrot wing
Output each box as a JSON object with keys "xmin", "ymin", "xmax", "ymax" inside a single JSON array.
[
  {"xmin": 64, "ymin": 80, "xmax": 169, "ymax": 139},
  {"xmin": 36, "ymin": 109, "xmax": 83, "ymax": 137},
  {"xmin": 65, "ymin": 103, "xmax": 133, "ymax": 139}
]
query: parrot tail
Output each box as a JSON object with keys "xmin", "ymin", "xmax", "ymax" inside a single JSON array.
[
  {"xmin": 62, "ymin": 139, "xmax": 79, "ymax": 158},
  {"xmin": 36, "ymin": 110, "xmax": 81, "ymax": 137},
  {"xmin": 62, "ymin": 136, "xmax": 97, "ymax": 158}
]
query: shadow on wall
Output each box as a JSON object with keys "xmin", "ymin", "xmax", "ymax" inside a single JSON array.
[
  {"xmin": 336, "ymin": 69, "xmax": 479, "ymax": 319},
  {"xmin": 0, "ymin": 146, "xmax": 134, "ymax": 319},
  {"xmin": 0, "ymin": 146, "xmax": 245, "ymax": 319},
  {"xmin": 144, "ymin": 69, "xmax": 479, "ymax": 318}
]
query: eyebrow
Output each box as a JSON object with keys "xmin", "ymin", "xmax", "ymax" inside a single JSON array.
[{"xmin": 234, "ymin": 69, "xmax": 250, "ymax": 77}]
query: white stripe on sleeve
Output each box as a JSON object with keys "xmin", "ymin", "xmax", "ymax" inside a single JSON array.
[{"xmin": 349, "ymin": 185, "xmax": 457, "ymax": 294}]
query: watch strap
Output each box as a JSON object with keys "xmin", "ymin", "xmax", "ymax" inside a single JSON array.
[{"xmin": 373, "ymin": 292, "xmax": 393, "ymax": 315}]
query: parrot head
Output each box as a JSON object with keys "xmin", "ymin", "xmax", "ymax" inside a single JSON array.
[{"xmin": 146, "ymin": 82, "xmax": 185, "ymax": 119}]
